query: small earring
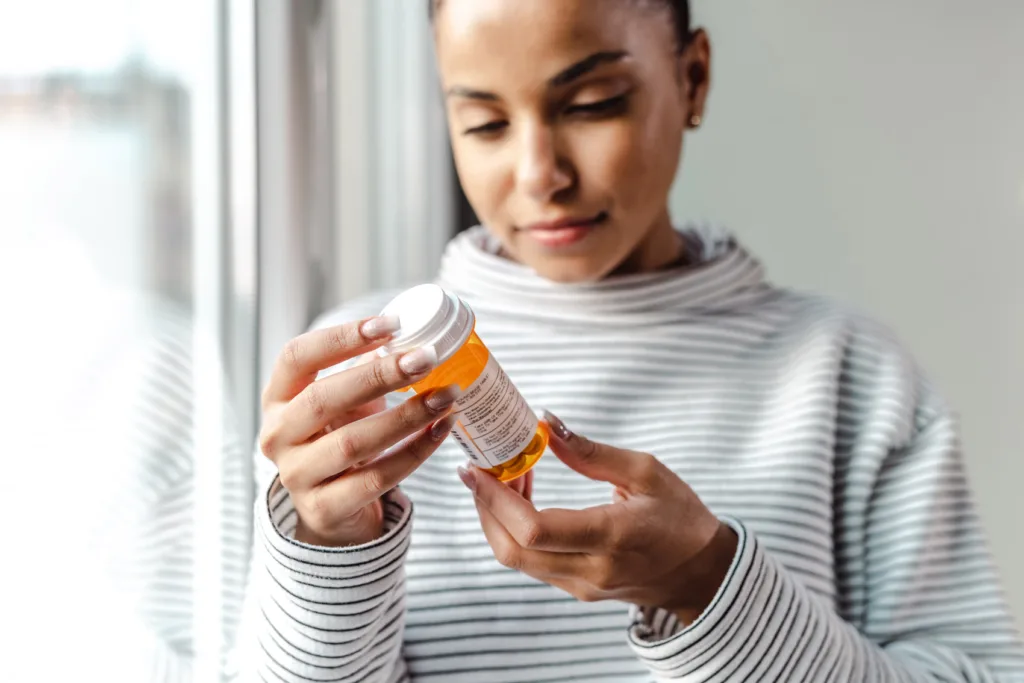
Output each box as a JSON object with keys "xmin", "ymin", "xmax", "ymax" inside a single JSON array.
[{"xmin": 688, "ymin": 113, "xmax": 702, "ymax": 128}]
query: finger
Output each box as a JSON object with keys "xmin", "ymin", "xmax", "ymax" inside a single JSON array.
[
  {"xmin": 544, "ymin": 576, "xmax": 607, "ymax": 604},
  {"xmin": 507, "ymin": 469, "xmax": 533, "ymax": 502},
  {"xmin": 542, "ymin": 410, "xmax": 664, "ymax": 495},
  {"xmin": 355, "ymin": 350, "xmax": 379, "ymax": 366},
  {"xmin": 508, "ymin": 476, "xmax": 524, "ymax": 497},
  {"xmin": 324, "ymin": 395, "xmax": 387, "ymax": 434},
  {"xmin": 474, "ymin": 499, "xmax": 591, "ymax": 579},
  {"xmin": 460, "ymin": 466, "xmax": 612, "ymax": 552},
  {"xmin": 286, "ymin": 385, "xmax": 460, "ymax": 488},
  {"xmin": 264, "ymin": 316, "xmax": 401, "ymax": 406},
  {"xmin": 327, "ymin": 412, "xmax": 458, "ymax": 506},
  {"xmin": 279, "ymin": 345, "xmax": 440, "ymax": 444}
]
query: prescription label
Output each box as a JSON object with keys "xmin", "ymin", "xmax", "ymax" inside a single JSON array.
[{"xmin": 449, "ymin": 355, "xmax": 537, "ymax": 467}]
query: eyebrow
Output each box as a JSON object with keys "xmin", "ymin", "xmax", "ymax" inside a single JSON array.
[{"xmin": 446, "ymin": 50, "xmax": 629, "ymax": 101}]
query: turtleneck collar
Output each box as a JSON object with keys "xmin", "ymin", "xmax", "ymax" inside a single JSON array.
[{"xmin": 435, "ymin": 224, "xmax": 773, "ymax": 326}]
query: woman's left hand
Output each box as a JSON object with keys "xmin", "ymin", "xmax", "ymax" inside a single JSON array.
[{"xmin": 458, "ymin": 411, "xmax": 738, "ymax": 625}]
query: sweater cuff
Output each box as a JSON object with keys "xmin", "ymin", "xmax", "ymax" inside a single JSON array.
[
  {"xmin": 247, "ymin": 477, "xmax": 413, "ymax": 682},
  {"xmin": 257, "ymin": 476, "xmax": 413, "ymax": 582},
  {"xmin": 628, "ymin": 517, "xmax": 768, "ymax": 678}
]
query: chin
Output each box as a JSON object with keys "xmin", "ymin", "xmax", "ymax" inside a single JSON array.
[
  {"xmin": 524, "ymin": 253, "xmax": 620, "ymax": 284},
  {"xmin": 493, "ymin": 227, "xmax": 632, "ymax": 283}
]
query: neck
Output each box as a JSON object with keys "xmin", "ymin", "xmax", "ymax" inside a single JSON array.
[
  {"xmin": 610, "ymin": 209, "xmax": 686, "ymax": 276},
  {"xmin": 438, "ymin": 223, "xmax": 768, "ymax": 326}
]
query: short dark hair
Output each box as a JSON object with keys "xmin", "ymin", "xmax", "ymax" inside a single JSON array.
[{"xmin": 428, "ymin": 1, "xmax": 692, "ymax": 50}]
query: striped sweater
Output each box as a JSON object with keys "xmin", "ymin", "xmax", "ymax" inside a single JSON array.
[{"xmin": 238, "ymin": 225, "xmax": 1024, "ymax": 682}]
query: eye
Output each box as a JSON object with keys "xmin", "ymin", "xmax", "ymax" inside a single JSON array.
[
  {"xmin": 463, "ymin": 120, "xmax": 508, "ymax": 137},
  {"xmin": 565, "ymin": 94, "xmax": 629, "ymax": 117}
]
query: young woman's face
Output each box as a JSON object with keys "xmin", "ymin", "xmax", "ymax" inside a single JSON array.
[{"xmin": 434, "ymin": 0, "xmax": 710, "ymax": 282}]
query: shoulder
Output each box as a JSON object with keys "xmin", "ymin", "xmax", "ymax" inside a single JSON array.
[
  {"xmin": 772, "ymin": 288, "xmax": 914, "ymax": 364},
  {"xmin": 773, "ymin": 288, "xmax": 948, "ymax": 438}
]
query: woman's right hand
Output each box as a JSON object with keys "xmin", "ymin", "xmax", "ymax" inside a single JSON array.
[{"xmin": 259, "ymin": 315, "xmax": 460, "ymax": 547}]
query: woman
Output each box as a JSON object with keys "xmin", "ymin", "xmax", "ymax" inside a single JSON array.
[{"xmin": 240, "ymin": 0, "xmax": 1024, "ymax": 680}]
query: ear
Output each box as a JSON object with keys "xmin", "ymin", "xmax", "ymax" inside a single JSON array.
[{"xmin": 678, "ymin": 28, "xmax": 712, "ymax": 128}]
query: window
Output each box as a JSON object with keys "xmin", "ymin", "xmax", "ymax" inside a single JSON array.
[
  {"xmin": 1, "ymin": 1, "xmax": 458, "ymax": 679},
  {"xmin": 1, "ymin": 1, "xmax": 256, "ymax": 680}
]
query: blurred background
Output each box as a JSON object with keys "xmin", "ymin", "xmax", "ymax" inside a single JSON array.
[{"xmin": 0, "ymin": 0, "xmax": 1020, "ymax": 680}]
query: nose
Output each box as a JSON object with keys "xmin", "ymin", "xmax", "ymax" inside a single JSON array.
[{"xmin": 515, "ymin": 123, "xmax": 574, "ymax": 203}]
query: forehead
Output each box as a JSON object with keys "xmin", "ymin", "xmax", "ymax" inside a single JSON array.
[{"xmin": 434, "ymin": 0, "xmax": 673, "ymax": 90}]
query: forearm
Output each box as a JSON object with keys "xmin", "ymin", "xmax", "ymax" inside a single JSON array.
[
  {"xmin": 294, "ymin": 501, "xmax": 386, "ymax": 547},
  {"xmin": 666, "ymin": 521, "xmax": 738, "ymax": 627},
  {"xmin": 236, "ymin": 478, "xmax": 413, "ymax": 683},
  {"xmin": 629, "ymin": 519, "xmax": 1023, "ymax": 682}
]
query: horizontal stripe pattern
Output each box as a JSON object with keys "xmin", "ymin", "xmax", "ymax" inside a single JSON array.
[
  {"xmin": 238, "ymin": 225, "xmax": 1024, "ymax": 682},
  {"xmin": 109, "ymin": 301, "xmax": 253, "ymax": 682},
  {"xmin": 8, "ymin": 294, "xmax": 253, "ymax": 682}
]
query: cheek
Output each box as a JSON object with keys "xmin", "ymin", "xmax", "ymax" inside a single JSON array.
[
  {"xmin": 570, "ymin": 122, "xmax": 635, "ymax": 192},
  {"xmin": 452, "ymin": 139, "xmax": 513, "ymax": 228},
  {"xmin": 574, "ymin": 116, "xmax": 681, "ymax": 214}
]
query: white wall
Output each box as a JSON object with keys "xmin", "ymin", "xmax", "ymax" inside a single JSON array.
[{"xmin": 673, "ymin": 0, "xmax": 1024, "ymax": 620}]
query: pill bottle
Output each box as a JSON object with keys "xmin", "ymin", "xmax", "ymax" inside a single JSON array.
[{"xmin": 378, "ymin": 284, "xmax": 548, "ymax": 482}]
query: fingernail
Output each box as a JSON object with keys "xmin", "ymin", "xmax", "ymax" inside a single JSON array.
[
  {"xmin": 430, "ymin": 413, "xmax": 457, "ymax": 441},
  {"xmin": 457, "ymin": 465, "xmax": 477, "ymax": 493},
  {"xmin": 425, "ymin": 384, "xmax": 461, "ymax": 413},
  {"xmin": 399, "ymin": 346, "xmax": 439, "ymax": 376},
  {"xmin": 542, "ymin": 410, "xmax": 573, "ymax": 441},
  {"xmin": 361, "ymin": 315, "xmax": 401, "ymax": 339}
]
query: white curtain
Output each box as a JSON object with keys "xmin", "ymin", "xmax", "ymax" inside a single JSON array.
[
  {"xmin": 258, "ymin": 0, "xmax": 454, "ymax": 388},
  {"xmin": 335, "ymin": 0, "xmax": 454, "ymax": 301}
]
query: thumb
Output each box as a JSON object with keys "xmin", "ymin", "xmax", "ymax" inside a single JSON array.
[{"xmin": 542, "ymin": 410, "xmax": 657, "ymax": 494}]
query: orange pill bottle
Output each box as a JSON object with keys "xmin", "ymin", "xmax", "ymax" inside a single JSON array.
[{"xmin": 378, "ymin": 284, "xmax": 548, "ymax": 482}]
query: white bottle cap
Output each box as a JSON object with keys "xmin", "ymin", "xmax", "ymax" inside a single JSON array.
[{"xmin": 378, "ymin": 284, "xmax": 476, "ymax": 363}]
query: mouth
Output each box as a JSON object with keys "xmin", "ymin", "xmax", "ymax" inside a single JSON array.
[{"xmin": 519, "ymin": 211, "xmax": 609, "ymax": 248}]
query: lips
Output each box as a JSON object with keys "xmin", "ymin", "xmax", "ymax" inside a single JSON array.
[{"xmin": 521, "ymin": 211, "xmax": 608, "ymax": 248}]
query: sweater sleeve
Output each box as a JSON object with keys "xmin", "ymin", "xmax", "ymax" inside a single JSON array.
[
  {"xmin": 627, "ymin": 412, "xmax": 1024, "ymax": 681},
  {"xmin": 233, "ymin": 476, "xmax": 413, "ymax": 683}
]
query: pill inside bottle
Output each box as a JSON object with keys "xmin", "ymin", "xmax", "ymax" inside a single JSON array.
[{"xmin": 378, "ymin": 284, "xmax": 548, "ymax": 482}]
